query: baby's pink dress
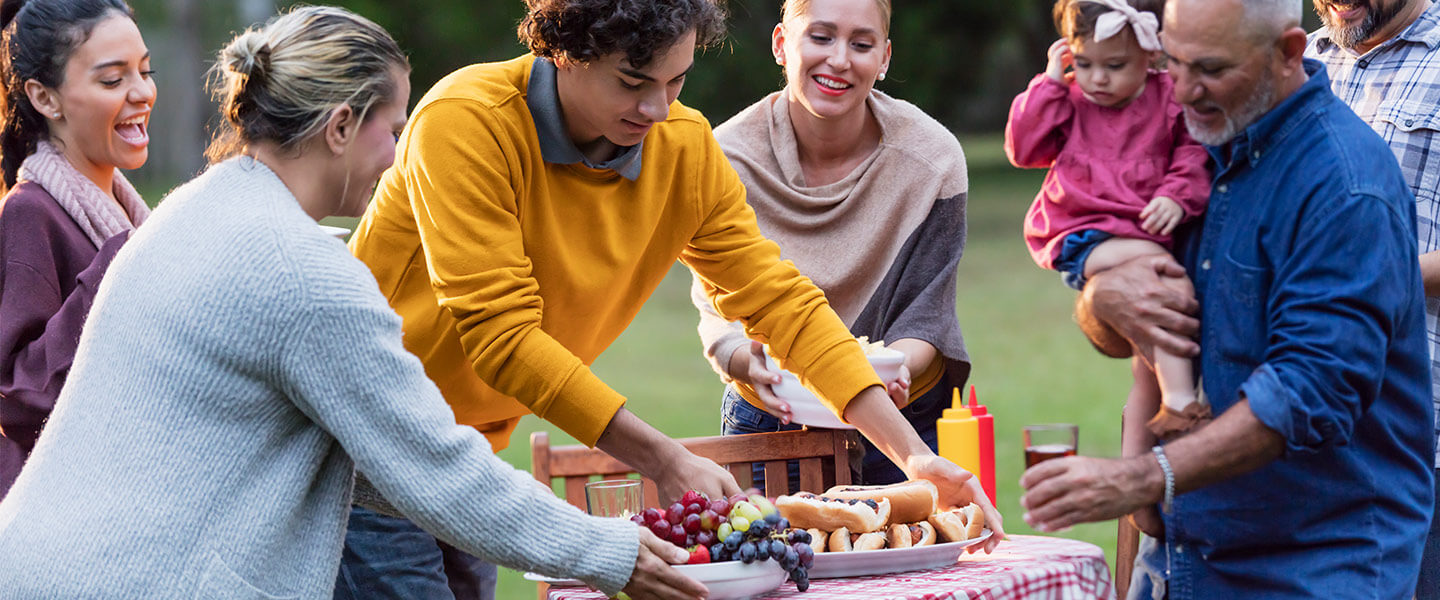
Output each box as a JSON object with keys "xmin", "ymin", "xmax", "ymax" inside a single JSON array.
[{"xmin": 1005, "ymin": 71, "xmax": 1211, "ymax": 270}]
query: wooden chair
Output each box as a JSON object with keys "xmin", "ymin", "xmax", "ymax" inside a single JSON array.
[
  {"xmin": 531, "ymin": 427, "xmax": 855, "ymax": 512},
  {"xmin": 1115, "ymin": 413, "xmax": 1139, "ymax": 600}
]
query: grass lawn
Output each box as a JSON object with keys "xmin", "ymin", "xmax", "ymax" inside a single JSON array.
[{"xmin": 488, "ymin": 134, "xmax": 1135, "ymax": 599}]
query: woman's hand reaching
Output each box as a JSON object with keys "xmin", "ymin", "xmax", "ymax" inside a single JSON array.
[{"xmin": 726, "ymin": 341, "xmax": 791, "ymax": 424}]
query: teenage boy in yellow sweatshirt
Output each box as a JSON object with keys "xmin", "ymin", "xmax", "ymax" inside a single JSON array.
[{"xmin": 340, "ymin": 0, "xmax": 1003, "ymax": 597}]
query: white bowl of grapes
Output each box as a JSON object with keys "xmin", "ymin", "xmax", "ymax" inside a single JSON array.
[{"xmin": 631, "ymin": 489, "xmax": 817, "ymax": 597}]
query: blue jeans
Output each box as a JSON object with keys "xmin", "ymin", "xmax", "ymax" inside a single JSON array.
[
  {"xmin": 1128, "ymin": 533, "xmax": 1167, "ymax": 600},
  {"xmin": 1419, "ymin": 469, "xmax": 1440, "ymax": 600},
  {"xmin": 333, "ymin": 505, "xmax": 497, "ymax": 600},
  {"xmin": 719, "ymin": 381, "xmax": 949, "ymax": 491}
]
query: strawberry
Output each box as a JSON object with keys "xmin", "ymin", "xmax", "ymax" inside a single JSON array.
[{"xmin": 686, "ymin": 544, "xmax": 711, "ymax": 565}]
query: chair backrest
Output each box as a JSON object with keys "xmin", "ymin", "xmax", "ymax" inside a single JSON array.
[{"xmin": 530, "ymin": 428, "xmax": 855, "ymax": 511}]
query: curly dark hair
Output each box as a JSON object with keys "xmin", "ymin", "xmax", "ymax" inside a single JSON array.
[
  {"xmin": 518, "ymin": 0, "xmax": 727, "ymax": 68},
  {"xmin": 1053, "ymin": 0, "xmax": 1164, "ymax": 42}
]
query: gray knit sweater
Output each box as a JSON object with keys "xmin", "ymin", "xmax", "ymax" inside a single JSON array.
[{"xmin": 0, "ymin": 157, "xmax": 637, "ymax": 598}]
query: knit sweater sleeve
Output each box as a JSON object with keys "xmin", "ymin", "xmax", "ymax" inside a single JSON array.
[
  {"xmin": 277, "ymin": 247, "xmax": 639, "ymax": 595},
  {"xmin": 1004, "ymin": 74, "xmax": 1073, "ymax": 169},
  {"xmin": 0, "ymin": 197, "xmax": 129, "ymax": 451},
  {"xmin": 399, "ymin": 98, "xmax": 625, "ymax": 447},
  {"xmin": 689, "ymin": 268, "xmax": 749, "ymax": 383},
  {"xmin": 681, "ymin": 133, "xmax": 880, "ymax": 421}
]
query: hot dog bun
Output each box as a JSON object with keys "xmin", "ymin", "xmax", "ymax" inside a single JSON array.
[
  {"xmin": 806, "ymin": 528, "xmax": 828, "ymax": 554},
  {"xmin": 776, "ymin": 492, "xmax": 891, "ymax": 533},
  {"xmin": 823, "ymin": 480, "xmax": 938, "ymax": 525},
  {"xmin": 928, "ymin": 503, "xmax": 986, "ymax": 542}
]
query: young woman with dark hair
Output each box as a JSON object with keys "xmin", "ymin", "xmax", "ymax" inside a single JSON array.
[
  {"xmin": 0, "ymin": 7, "xmax": 703, "ymax": 599},
  {"xmin": 0, "ymin": 0, "xmax": 153, "ymax": 498}
]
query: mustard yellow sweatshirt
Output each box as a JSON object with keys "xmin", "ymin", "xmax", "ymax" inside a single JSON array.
[{"xmin": 350, "ymin": 55, "xmax": 880, "ymax": 450}]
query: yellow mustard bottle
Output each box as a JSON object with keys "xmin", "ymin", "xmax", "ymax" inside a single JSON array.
[{"xmin": 937, "ymin": 388, "xmax": 981, "ymax": 477}]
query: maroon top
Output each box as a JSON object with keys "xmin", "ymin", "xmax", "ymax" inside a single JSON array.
[{"xmin": 0, "ymin": 181, "xmax": 128, "ymax": 497}]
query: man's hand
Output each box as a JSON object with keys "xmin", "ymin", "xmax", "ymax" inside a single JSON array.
[
  {"xmin": 906, "ymin": 454, "xmax": 1006, "ymax": 553},
  {"xmin": 1018, "ymin": 454, "xmax": 1162, "ymax": 533},
  {"xmin": 652, "ymin": 448, "xmax": 742, "ymax": 505},
  {"xmin": 597, "ymin": 409, "xmax": 742, "ymax": 504},
  {"xmin": 621, "ymin": 527, "xmax": 709, "ymax": 600},
  {"xmin": 1046, "ymin": 38, "xmax": 1073, "ymax": 82},
  {"xmin": 1076, "ymin": 254, "xmax": 1200, "ymax": 362},
  {"xmin": 1140, "ymin": 196, "xmax": 1184, "ymax": 235},
  {"xmin": 726, "ymin": 341, "xmax": 791, "ymax": 423}
]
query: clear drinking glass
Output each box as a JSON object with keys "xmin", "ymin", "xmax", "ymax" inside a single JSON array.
[
  {"xmin": 1023, "ymin": 423, "xmax": 1079, "ymax": 469},
  {"xmin": 584, "ymin": 479, "xmax": 644, "ymax": 518}
]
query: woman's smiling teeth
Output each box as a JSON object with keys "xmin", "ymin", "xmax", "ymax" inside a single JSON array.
[
  {"xmin": 115, "ymin": 115, "xmax": 148, "ymax": 145},
  {"xmin": 815, "ymin": 75, "xmax": 851, "ymax": 90}
]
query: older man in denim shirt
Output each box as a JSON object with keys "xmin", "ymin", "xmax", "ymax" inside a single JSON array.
[{"xmin": 1021, "ymin": 0, "xmax": 1435, "ymax": 597}]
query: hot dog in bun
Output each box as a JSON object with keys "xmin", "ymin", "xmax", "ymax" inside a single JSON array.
[
  {"xmin": 885, "ymin": 521, "xmax": 937, "ymax": 548},
  {"xmin": 928, "ymin": 503, "xmax": 986, "ymax": 542},
  {"xmin": 826, "ymin": 526, "xmax": 887, "ymax": 552},
  {"xmin": 822, "ymin": 479, "xmax": 938, "ymax": 525},
  {"xmin": 775, "ymin": 492, "xmax": 891, "ymax": 533}
]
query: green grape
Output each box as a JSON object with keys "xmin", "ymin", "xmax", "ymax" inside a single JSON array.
[{"xmin": 731, "ymin": 515, "xmax": 751, "ymax": 533}]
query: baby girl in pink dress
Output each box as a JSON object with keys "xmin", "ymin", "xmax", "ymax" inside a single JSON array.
[{"xmin": 1005, "ymin": 0, "xmax": 1211, "ymax": 469}]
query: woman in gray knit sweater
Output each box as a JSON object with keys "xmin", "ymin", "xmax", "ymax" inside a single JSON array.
[{"xmin": 0, "ymin": 7, "xmax": 703, "ymax": 599}]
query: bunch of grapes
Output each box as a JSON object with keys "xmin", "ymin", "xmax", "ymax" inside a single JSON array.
[{"xmin": 630, "ymin": 489, "xmax": 814, "ymax": 592}]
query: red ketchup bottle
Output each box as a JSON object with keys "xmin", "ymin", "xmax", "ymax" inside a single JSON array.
[{"xmin": 969, "ymin": 385, "xmax": 997, "ymax": 506}]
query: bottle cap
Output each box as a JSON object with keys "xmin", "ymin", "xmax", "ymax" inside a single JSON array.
[
  {"xmin": 968, "ymin": 385, "xmax": 988, "ymax": 415},
  {"xmin": 943, "ymin": 388, "xmax": 973, "ymax": 420}
]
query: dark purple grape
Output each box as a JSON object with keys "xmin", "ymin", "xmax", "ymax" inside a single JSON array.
[
  {"xmin": 769, "ymin": 538, "xmax": 787, "ymax": 559},
  {"xmin": 724, "ymin": 531, "xmax": 744, "ymax": 551},
  {"xmin": 792, "ymin": 567, "xmax": 810, "ymax": 592},
  {"xmin": 710, "ymin": 542, "xmax": 729, "ymax": 562},
  {"xmin": 738, "ymin": 541, "xmax": 758, "ymax": 564},
  {"xmin": 796, "ymin": 529, "xmax": 812, "ymax": 545},
  {"xmin": 754, "ymin": 539, "xmax": 771, "ymax": 561},
  {"xmin": 796, "ymin": 542, "xmax": 814, "ymax": 568},
  {"xmin": 776, "ymin": 517, "xmax": 790, "ymax": 531},
  {"xmin": 764, "ymin": 512, "xmax": 782, "ymax": 526}
]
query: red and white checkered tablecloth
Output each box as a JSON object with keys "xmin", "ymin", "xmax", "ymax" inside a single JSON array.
[{"xmin": 547, "ymin": 534, "xmax": 1115, "ymax": 600}]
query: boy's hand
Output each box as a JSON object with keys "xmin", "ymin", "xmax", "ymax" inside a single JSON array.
[
  {"xmin": 1140, "ymin": 196, "xmax": 1183, "ymax": 235},
  {"xmin": 1046, "ymin": 39, "xmax": 1072, "ymax": 83}
]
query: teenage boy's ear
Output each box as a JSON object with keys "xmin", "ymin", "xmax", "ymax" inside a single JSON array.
[{"xmin": 323, "ymin": 104, "xmax": 358, "ymax": 155}]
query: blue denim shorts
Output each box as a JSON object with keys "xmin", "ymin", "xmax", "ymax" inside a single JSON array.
[{"xmin": 1054, "ymin": 229, "xmax": 1114, "ymax": 290}]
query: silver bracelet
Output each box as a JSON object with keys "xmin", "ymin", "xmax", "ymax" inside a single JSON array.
[{"xmin": 1151, "ymin": 445, "xmax": 1174, "ymax": 514}]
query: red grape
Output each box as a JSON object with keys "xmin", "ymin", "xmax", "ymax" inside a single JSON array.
[
  {"xmin": 699, "ymin": 509, "xmax": 719, "ymax": 530},
  {"xmin": 696, "ymin": 530, "xmax": 715, "ymax": 547},
  {"xmin": 641, "ymin": 508, "xmax": 664, "ymax": 525},
  {"xmin": 669, "ymin": 524, "xmax": 687, "ymax": 546},
  {"xmin": 708, "ymin": 498, "xmax": 730, "ymax": 517},
  {"xmin": 649, "ymin": 519, "xmax": 670, "ymax": 539},
  {"xmin": 666, "ymin": 502, "xmax": 685, "ymax": 525},
  {"xmin": 684, "ymin": 502, "xmax": 703, "ymax": 517},
  {"xmin": 682, "ymin": 513, "xmax": 701, "ymax": 534}
]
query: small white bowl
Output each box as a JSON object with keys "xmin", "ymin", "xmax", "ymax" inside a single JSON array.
[
  {"xmin": 317, "ymin": 224, "xmax": 351, "ymax": 239},
  {"xmin": 764, "ymin": 347, "xmax": 905, "ymax": 429},
  {"xmin": 674, "ymin": 559, "xmax": 788, "ymax": 599}
]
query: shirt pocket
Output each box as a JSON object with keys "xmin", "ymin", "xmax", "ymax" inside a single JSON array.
[
  {"xmin": 196, "ymin": 552, "xmax": 300, "ymax": 600},
  {"xmin": 1374, "ymin": 101, "xmax": 1440, "ymax": 206},
  {"xmin": 1209, "ymin": 255, "xmax": 1269, "ymax": 366}
]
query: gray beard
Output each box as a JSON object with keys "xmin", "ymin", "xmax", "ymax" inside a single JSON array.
[{"xmin": 1185, "ymin": 68, "xmax": 1278, "ymax": 146}]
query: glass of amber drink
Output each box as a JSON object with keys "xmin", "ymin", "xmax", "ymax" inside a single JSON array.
[{"xmin": 1023, "ymin": 424, "xmax": 1078, "ymax": 468}]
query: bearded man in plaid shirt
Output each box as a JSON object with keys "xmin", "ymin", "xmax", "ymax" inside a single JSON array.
[{"xmin": 1307, "ymin": 1, "xmax": 1440, "ymax": 596}]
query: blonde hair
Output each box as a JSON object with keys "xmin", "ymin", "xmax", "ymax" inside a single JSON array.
[
  {"xmin": 782, "ymin": 0, "xmax": 891, "ymax": 36},
  {"xmin": 206, "ymin": 5, "xmax": 407, "ymax": 163}
]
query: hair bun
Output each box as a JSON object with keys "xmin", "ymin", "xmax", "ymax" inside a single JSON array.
[
  {"xmin": 1, "ymin": 0, "xmax": 28, "ymax": 32},
  {"xmin": 225, "ymin": 30, "xmax": 272, "ymax": 79}
]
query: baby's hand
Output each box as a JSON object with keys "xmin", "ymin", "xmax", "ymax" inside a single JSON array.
[
  {"xmin": 1140, "ymin": 196, "xmax": 1184, "ymax": 235},
  {"xmin": 1046, "ymin": 39, "xmax": 1072, "ymax": 83}
]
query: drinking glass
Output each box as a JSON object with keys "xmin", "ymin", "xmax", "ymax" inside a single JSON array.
[
  {"xmin": 1023, "ymin": 424, "xmax": 1078, "ymax": 468},
  {"xmin": 584, "ymin": 479, "xmax": 644, "ymax": 518}
]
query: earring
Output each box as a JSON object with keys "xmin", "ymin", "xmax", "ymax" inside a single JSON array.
[
  {"xmin": 52, "ymin": 112, "xmax": 61, "ymax": 118},
  {"xmin": 776, "ymin": 57, "xmax": 785, "ymax": 65},
  {"xmin": 877, "ymin": 72, "xmax": 886, "ymax": 81}
]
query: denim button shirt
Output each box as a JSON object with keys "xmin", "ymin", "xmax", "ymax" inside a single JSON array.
[{"xmin": 1165, "ymin": 59, "xmax": 1435, "ymax": 598}]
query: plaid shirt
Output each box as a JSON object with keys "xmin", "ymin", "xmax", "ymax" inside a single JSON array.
[{"xmin": 1309, "ymin": 1, "xmax": 1440, "ymax": 467}]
